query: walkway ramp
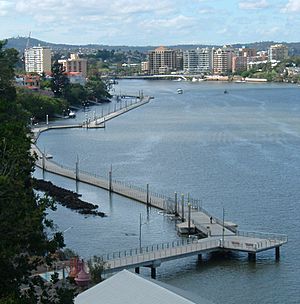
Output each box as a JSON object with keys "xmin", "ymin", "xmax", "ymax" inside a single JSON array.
[{"xmin": 102, "ymin": 232, "xmax": 287, "ymax": 277}]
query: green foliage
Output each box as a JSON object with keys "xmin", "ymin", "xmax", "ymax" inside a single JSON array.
[
  {"xmin": 87, "ymin": 256, "xmax": 106, "ymax": 284},
  {"xmin": 17, "ymin": 89, "xmax": 68, "ymax": 121},
  {"xmin": 51, "ymin": 61, "xmax": 70, "ymax": 98},
  {"xmin": 40, "ymin": 79, "xmax": 52, "ymax": 90},
  {"xmin": 64, "ymin": 83, "xmax": 87, "ymax": 105},
  {"xmin": 0, "ymin": 40, "xmax": 18, "ymax": 102},
  {"xmin": 87, "ymin": 49, "xmax": 127, "ymax": 63},
  {"xmin": 0, "ymin": 39, "xmax": 74, "ymax": 303},
  {"xmin": 85, "ymin": 76, "xmax": 111, "ymax": 101}
]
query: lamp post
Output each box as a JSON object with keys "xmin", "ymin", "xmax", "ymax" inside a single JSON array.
[
  {"xmin": 139, "ymin": 213, "xmax": 149, "ymax": 253},
  {"xmin": 222, "ymin": 207, "xmax": 225, "ymax": 247},
  {"xmin": 188, "ymin": 203, "xmax": 191, "ymax": 235},
  {"xmin": 139, "ymin": 213, "xmax": 143, "ymax": 252},
  {"xmin": 108, "ymin": 164, "xmax": 112, "ymax": 192}
]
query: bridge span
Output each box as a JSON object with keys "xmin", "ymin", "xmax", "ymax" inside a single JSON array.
[{"xmin": 102, "ymin": 231, "xmax": 287, "ymax": 279}]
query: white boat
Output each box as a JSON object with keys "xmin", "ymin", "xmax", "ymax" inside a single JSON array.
[
  {"xmin": 68, "ymin": 111, "xmax": 76, "ymax": 118},
  {"xmin": 192, "ymin": 77, "xmax": 197, "ymax": 82},
  {"xmin": 177, "ymin": 88, "xmax": 183, "ymax": 94}
]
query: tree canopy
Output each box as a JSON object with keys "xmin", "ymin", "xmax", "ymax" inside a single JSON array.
[
  {"xmin": 0, "ymin": 40, "xmax": 73, "ymax": 303},
  {"xmin": 51, "ymin": 61, "xmax": 70, "ymax": 98}
]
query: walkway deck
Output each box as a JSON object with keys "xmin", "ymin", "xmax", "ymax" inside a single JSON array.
[
  {"xmin": 102, "ymin": 231, "xmax": 287, "ymax": 278},
  {"xmin": 31, "ymin": 94, "xmax": 288, "ymax": 279}
]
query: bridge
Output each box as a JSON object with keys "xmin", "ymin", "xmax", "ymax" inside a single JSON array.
[{"xmin": 101, "ymin": 231, "xmax": 287, "ymax": 279}]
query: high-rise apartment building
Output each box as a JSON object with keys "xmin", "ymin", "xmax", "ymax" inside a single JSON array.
[
  {"xmin": 183, "ymin": 48, "xmax": 212, "ymax": 74},
  {"xmin": 148, "ymin": 46, "xmax": 177, "ymax": 75},
  {"xmin": 212, "ymin": 46, "xmax": 235, "ymax": 75},
  {"xmin": 239, "ymin": 47, "xmax": 257, "ymax": 58},
  {"xmin": 58, "ymin": 53, "xmax": 88, "ymax": 78},
  {"xmin": 232, "ymin": 56, "xmax": 248, "ymax": 73},
  {"xmin": 197, "ymin": 48, "xmax": 213, "ymax": 74},
  {"xmin": 268, "ymin": 44, "xmax": 288, "ymax": 61},
  {"xmin": 183, "ymin": 49, "xmax": 198, "ymax": 73},
  {"xmin": 24, "ymin": 46, "xmax": 52, "ymax": 74},
  {"xmin": 232, "ymin": 47, "xmax": 257, "ymax": 72}
]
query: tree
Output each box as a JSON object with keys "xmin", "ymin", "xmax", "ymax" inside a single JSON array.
[
  {"xmin": 87, "ymin": 256, "xmax": 106, "ymax": 284},
  {"xmin": 85, "ymin": 76, "xmax": 111, "ymax": 102},
  {"xmin": 0, "ymin": 40, "xmax": 74, "ymax": 303},
  {"xmin": 64, "ymin": 83, "xmax": 87, "ymax": 106},
  {"xmin": 0, "ymin": 40, "xmax": 18, "ymax": 103},
  {"xmin": 51, "ymin": 61, "xmax": 70, "ymax": 98}
]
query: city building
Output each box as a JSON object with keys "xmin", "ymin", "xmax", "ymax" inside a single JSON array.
[
  {"xmin": 58, "ymin": 53, "xmax": 88, "ymax": 78},
  {"xmin": 239, "ymin": 47, "xmax": 257, "ymax": 58},
  {"xmin": 183, "ymin": 49, "xmax": 198, "ymax": 73},
  {"xmin": 148, "ymin": 46, "xmax": 177, "ymax": 75},
  {"xmin": 197, "ymin": 48, "xmax": 213, "ymax": 74},
  {"xmin": 175, "ymin": 50, "xmax": 184, "ymax": 72},
  {"xmin": 183, "ymin": 48, "xmax": 212, "ymax": 74},
  {"xmin": 24, "ymin": 46, "xmax": 52, "ymax": 74},
  {"xmin": 141, "ymin": 61, "xmax": 149, "ymax": 74},
  {"xmin": 268, "ymin": 44, "xmax": 289, "ymax": 61},
  {"xmin": 247, "ymin": 51, "xmax": 269, "ymax": 70},
  {"xmin": 232, "ymin": 56, "xmax": 248, "ymax": 73},
  {"xmin": 15, "ymin": 74, "xmax": 40, "ymax": 90},
  {"xmin": 212, "ymin": 45, "xmax": 235, "ymax": 75},
  {"xmin": 66, "ymin": 72, "xmax": 86, "ymax": 85}
]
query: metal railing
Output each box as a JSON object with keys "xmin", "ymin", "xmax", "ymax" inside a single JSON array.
[
  {"xmin": 235, "ymin": 230, "xmax": 288, "ymax": 243},
  {"xmin": 101, "ymin": 238, "xmax": 220, "ymax": 270}
]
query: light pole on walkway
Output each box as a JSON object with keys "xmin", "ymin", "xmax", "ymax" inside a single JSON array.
[
  {"xmin": 108, "ymin": 164, "xmax": 112, "ymax": 192},
  {"xmin": 139, "ymin": 213, "xmax": 148, "ymax": 253},
  {"xmin": 188, "ymin": 203, "xmax": 191, "ymax": 235},
  {"xmin": 222, "ymin": 207, "xmax": 225, "ymax": 247}
]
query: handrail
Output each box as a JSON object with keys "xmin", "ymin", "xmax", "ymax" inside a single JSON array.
[{"xmin": 235, "ymin": 230, "xmax": 288, "ymax": 242}]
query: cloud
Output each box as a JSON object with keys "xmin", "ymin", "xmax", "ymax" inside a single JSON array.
[
  {"xmin": 282, "ymin": 0, "xmax": 300, "ymax": 12},
  {"xmin": 198, "ymin": 7, "xmax": 216, "ymax": 14},
  {"xmin": 14, "ymin": 0, "xmax": 173, "ymax": 18},
  {"xmin": 141, "ymin": 15, "xmax": 196, "ymax": 31},
  {"xmin": 239, "ymin": 0, "xmax": 269, "ymax": 10},
  {"xmin": 0, "ymin": 0, "xmax": 13, "ymax": 16}
]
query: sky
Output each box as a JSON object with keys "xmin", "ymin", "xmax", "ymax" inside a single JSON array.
[{"xmin": 0, "ymin": 0, "xmax": 300, "ymax": 46}]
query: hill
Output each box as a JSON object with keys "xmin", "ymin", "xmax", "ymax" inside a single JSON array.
[{"xmin": 4, "ymin": 36, "xmax": 300, "ymax": 55}]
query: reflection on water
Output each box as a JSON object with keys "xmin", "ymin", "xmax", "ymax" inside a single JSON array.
[{"xmin": 35, "ymin": 80, "xmax": 300, "ymax": 304}]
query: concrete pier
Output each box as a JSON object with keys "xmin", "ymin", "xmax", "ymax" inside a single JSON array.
[
  {"xmin": 276, "ymin": 247, "xmax": 280, "ymax": 260},
  {"xmin": 151, "ymin": 267, "xmax": 156, "ymax": 279},
  {"xmin": 248, "ymin": 252, "xmax": 256, "ymax": 261}
]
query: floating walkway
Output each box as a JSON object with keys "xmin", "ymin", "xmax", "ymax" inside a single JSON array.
[
  {"xmin": 31, "ymin": 94, "xmax": 288, "ymax": 279},
  {"xmin": 31, "ymin": 96, "xmax": 151, "ymax": 141}
]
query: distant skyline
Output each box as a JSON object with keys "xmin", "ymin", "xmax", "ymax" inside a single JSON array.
[{"xmin": 0, "ymin": 0, "xmax": 300, "ymax": 46}]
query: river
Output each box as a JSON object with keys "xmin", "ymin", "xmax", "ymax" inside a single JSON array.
[{"xmin": 35, "ymin": 80, "xmax": 300, "ymax": 304}]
